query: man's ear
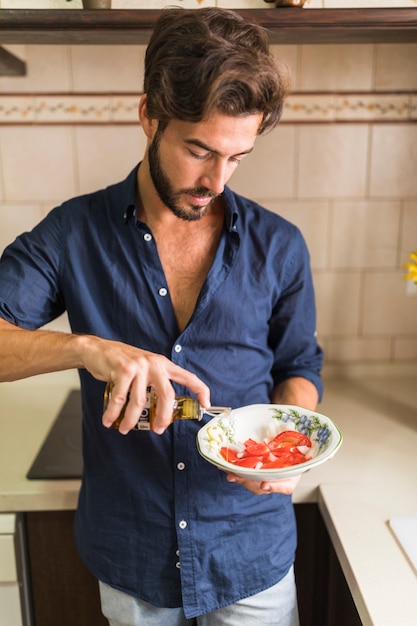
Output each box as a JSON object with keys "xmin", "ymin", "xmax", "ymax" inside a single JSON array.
[{"xmin": 138, "ymin": 94, "xmax": 158, "ymax": 140}]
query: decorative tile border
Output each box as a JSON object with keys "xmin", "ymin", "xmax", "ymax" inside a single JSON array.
[
  {"xmin": 0, "ymin": 94, "xmax": 140, "ymax": 123},
  {"xmin": 283, "ymin": 93, "xmax": 417, "ymax": 122},
  {"xmin": 1, "ymin": 92, "xmax": 416, "ymax": 124}
]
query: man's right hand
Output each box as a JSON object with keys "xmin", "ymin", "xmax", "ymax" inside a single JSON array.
[{"xmin": 0, "ymin": 319, "xmax": 210, "ymax": 435}]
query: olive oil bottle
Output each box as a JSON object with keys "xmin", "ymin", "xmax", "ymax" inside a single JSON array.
[{"xmin": 104, "ymin": 382, "xmax": 231, "ymax": 431}]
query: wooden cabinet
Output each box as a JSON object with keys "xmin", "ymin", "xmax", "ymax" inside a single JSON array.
[
  {"xmin": 0, "ymin": 515, "xmax": 25, "ymax": 626},
  {"xmin": 25, "ymin": 505, "xmax": 361, "ymax": 626},
  {"xmin": 25, "ymin": 511, "xmax": 107, "ymax": 626},
  {"xmin": 1, "ymin": 9, "xmax": 417, "ymax": 45},
  {"xmin": 295, "ymin": 504, "xmax": 362, "ymax": 626}
]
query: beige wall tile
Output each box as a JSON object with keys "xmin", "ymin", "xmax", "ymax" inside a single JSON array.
[
  {"xmin": 271, "ymin": 45, "xmax": 298, "ymax": 92},
  {"xmin": 362, "ymin": 272, "xmax": 417, "ymax": 335},
  {"xmin": 313, "ymin": 271, "xmax": 362, "ymax": 336},
  {"xmin": 299, "ymin": 44, "xmax": 374, "ymax": 92},
  {"xmin": 400, "ymin": 202, "xmax": 417, "ymax": 270},
  {"xmin": 70, "ymin": 46, "xmax": 146, "ymax": 92},
  {"xmin": 394, "ymin": 337, "xmax": 417, "ymax": 360},
  {"xmin": 0, "ymin": 127, "xmax": 76, "ymax": 202},
  {"xmin": 325, "ymin": 337, "xmax": 391, "ymax": 362},
  {"xmin": 298, "ymin": 125, "xmax": 368, "ymax": 198},
  {"xmin": 331, "ymin": 201, "xmax": 401, "ymax": 269},
  {"xmin": 266, "ymin": 200, "xmax": 331, "ymax": 269},
  {"xmin": 0, "ymin": 46, "xmax": 71, "ymax": 93},
  {"xmin": 375, "ymin": 44, "xmax": 417, "ymax": 91},
  {"xmin": 74, "ymin": 125, "xmax": 146, "ymax": 194},
  {"xmin": 230, "ymin": 126, "xmax": 296, "ymax": 198},
  {"xmin": 0, "ymin": 204, "xmax": 44, "ymax": 255},
  {"xmin": 369, "ymin": 125, "xmax": 417, "ymax": 198}
]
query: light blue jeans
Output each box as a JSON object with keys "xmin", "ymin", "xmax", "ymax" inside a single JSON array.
[{"xmin": 99, "ymin": 566, "xmax": 299, "ymax": 626}]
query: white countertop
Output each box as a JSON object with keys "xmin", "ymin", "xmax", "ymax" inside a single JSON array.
[{"xmin": 0, "ymin": 365, "xmax": 416, "ymax": 625}]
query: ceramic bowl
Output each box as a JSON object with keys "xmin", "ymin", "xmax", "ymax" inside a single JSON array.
[{"xmin": 197, "ymin": 404, "xmax": 342, "ymax": 481}]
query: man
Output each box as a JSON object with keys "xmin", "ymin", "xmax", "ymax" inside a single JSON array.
[{"xmin": 0, "ymin": 8, "xmax": 323, "ymax": 626}]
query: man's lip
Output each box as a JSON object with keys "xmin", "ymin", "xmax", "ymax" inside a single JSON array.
[{"xmin": 188, "ymin": 193, "xmax": 214, "ymax": 206}]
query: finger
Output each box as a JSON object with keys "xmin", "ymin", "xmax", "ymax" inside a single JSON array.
[
  {"xmin": 117, "ymin": 379, "xmax": 149, "ymax": 435},
  {"xmin": 167, "ymin": 365, "xmax": 211, "ymax": 409},
  {"xmin": 102, "ymin": 380, "xmax": 132, "ymax": 429},
  {"xmin": 261, "ymin": 475, "xmax": 301, "ymax": 495},
  {"xmin": 225, "ymin": 473, "xmax": 301, "ymax": 496},
  {"xmin": 148, "ymin": 382, "xmax": 176, "ymax": 435}
]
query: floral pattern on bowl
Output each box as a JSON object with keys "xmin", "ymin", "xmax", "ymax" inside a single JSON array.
[{"xmin": 197, "ymin": 404, "xmax": 343, "ymax": 481}]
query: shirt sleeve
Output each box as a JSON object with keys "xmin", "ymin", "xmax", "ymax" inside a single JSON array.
[
  {"xmin": 0, "ymin": 208, "xmax": 65, "ymax": 329},
  {"xmin": 269, "ymin": 229, "xmax": 324, "ymax": 400}
]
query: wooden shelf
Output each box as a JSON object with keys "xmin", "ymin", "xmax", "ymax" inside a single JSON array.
[{"xmin": 1, "ymin": 8, "xmax": 417, "ymax": 46}]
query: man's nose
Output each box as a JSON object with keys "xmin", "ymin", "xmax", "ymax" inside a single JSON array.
[{"xmin": 199, "ymin": 159, "xmax": 229, "ymax": 195}]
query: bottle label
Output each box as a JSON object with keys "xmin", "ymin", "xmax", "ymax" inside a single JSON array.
[{"xmin": 133, "ymin": 390, "xmax": 152, "ymax": 430}]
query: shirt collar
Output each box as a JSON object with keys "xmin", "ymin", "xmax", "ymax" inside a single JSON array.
[
  {"xmin": 222, "ymin": 186, "xmax": 240, "ymax": 233},
  {"xmin": 121, "ymin": 165, "xmax": 140, "ymax": 224},
  {"xmin": 121, "ymin": 166, "xmax": 240, "ymax": 233}
]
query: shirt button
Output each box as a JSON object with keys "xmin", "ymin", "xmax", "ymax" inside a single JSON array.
[
  {"xmin": 176, "ymin": 562, "xmax": 181, "ymax": 569},
  {"xmin": 176, "ymin": 549, "xmax": 180, "ymax": 556},
  {"xmin": 177, "ymin": 462, "xmax": 185, "ymax": 471},
  {"xmin": 144, "ymin": 233, "xmax": 152, "ymax": 242},
  {"xmin": 158, "ymin": 287, "xmax": 167, "ymax": 297},
  {"xmin": 179, "ymin": 520, "xmax": 187, "ymax": 530},
  {"xmin": 174, "ymin": 344, "xmax": 182, "ymax": 353}
]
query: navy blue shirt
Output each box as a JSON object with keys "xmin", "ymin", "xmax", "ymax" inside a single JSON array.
[{"xmin": 0, "ymin": 166, "xmax": 323, "ymax": 618}]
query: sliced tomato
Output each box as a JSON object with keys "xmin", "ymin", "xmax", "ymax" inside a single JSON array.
[
  {"xmin": 220, "ymin": 431, "xmax": 312, "ymax": 471},
  {"xmin": 262, "ymin": 457, "xmax": 294, "ymax": 469},
  {"xmin": 267, "ymin": 446, "xmax": 298, "ymax": 457},
  {"xmin": 233, "ymin": 456, "xmax": 263, "ymax": 469},
  {"xmin": 220, "ymin": 446, "xmax": 240, "ymax": 464},
  {"xmin": 243, "ymin": 438, "xmax": 270, "ymax": 457},
  {"xmin": 268, "ymin": 430, "xmax": 312, "ymax": 452},
  {"xmin": 263, "ymin": 450, "xmax": 307, "ymax": 469}
]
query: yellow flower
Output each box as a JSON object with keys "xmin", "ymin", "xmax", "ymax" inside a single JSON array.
[{"xmin": 404, "ymin": 250, "xmax": 417, "ymax": 283}]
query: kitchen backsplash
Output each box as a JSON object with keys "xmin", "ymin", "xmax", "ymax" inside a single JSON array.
[{"xmin": 0, "ymin": 4, "xmax": 416, "ymax": 365}]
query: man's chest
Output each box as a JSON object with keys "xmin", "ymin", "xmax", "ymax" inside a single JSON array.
[{"xmin": 156, "ymin": 235, "xmax": 219, "ymax": 332}]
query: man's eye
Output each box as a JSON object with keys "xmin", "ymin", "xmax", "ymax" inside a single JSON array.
[{"xmin": 190, "ymin": 150, "xmax": 208, "ymax": 160}]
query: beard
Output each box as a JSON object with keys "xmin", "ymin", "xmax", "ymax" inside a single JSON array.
[{"xmin": 147, "ymin": 127, "xmax": 218, "ymax": 222}]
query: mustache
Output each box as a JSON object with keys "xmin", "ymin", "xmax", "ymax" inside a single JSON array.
[{"xmin": 182, "ymin": 187, "xmax": 218, "ymax": 199}]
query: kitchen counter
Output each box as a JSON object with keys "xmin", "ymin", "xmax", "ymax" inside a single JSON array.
[{"xmin": 0, "ymin": 365, "xmax": 416, "ymax": 626}]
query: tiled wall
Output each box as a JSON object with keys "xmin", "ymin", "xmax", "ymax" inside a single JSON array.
[{"xmin": 0, "ymin": 7, "xmax": 417, "ymax": 365}]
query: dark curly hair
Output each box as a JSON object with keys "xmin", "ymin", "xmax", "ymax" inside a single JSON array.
[{"xmin": 143, "ymin": 7, "xmax": 290, "ymax": 136}]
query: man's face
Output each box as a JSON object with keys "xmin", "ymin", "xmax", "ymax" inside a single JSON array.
[{"xmin": 146, "ymin": 112, "xmax": 262, "ymax": 221}]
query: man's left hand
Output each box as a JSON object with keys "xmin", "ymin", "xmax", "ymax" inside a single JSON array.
[{"xmin": 225, "ymin": 472, "xmax": 301, "ymax": 495}]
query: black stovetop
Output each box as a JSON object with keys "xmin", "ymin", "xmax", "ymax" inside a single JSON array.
[{"xmin": 27, "ymin": 389, "xmax": 83, "ymax": 480}]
